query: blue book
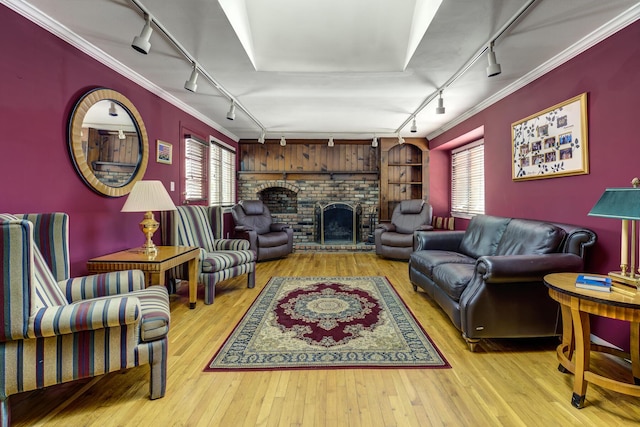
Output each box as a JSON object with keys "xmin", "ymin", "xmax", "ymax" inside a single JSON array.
[{"xmin": 575, "ymin": 275, "xmax": 611, "ymax": 292}]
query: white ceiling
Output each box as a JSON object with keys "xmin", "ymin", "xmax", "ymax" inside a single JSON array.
[{"xmin": 5, "ymin": 0, "xmax": 640, "ymax": 141}]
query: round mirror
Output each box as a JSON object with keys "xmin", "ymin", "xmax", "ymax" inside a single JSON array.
[{"xmin": 68, "ymin": 88, "xmax": 149, "ymax": 197}]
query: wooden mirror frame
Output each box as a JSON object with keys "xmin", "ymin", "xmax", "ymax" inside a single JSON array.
[{"xmin": 68, "ymin": 88, "xmax": 149, "ymax": 197}]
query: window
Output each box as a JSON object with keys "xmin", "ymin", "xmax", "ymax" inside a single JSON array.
[
  {"xmin": 451, "ymin": 140, "xmax": 484, "ymax": 217},
  {"xmin": 210, "ymin": 137, "xmax": 236, "ymax": 206},
  {"xmin": 184, "ymin": 136, "xmax": 208, "ymax": 203}
]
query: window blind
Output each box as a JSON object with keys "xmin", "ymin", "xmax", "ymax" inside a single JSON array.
[
  {"xmin": 184, "ymin": 137, "xmax": 208, "ymax": 203},
  {"xmin": 451, "ymin": 140, "xmax": 485, "ymax": 217},
  {"xmin": 210, "ymin": 138, "xmax": 236, "ymax": 206}
]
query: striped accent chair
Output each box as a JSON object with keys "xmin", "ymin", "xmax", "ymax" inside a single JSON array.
[
  {"xmin": 0, "ymin": 213, "xmax": 170, "ymax": 427},
  {"xmin": 160, "ymin": 205, "xmax": 256, "ymax": 305}
]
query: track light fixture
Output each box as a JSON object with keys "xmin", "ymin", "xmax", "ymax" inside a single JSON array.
[
  {"xmin": 258, "ymin": 130, "xmax": 266, "ymax": 144},
  {"xmin": 486, "ymin": 41, "xmax": 502, "ymax": 77},
  {"xmin": 226, "ymin": 101, "xmax": 236, "ymax": 120},
  {"xmin": 131, "ymin": 14, "xmax": 153, "ymax": 54},
  {"xmin": 435, "ymin": 91, "xmax": 445, "ymax": 114},
  {"xmin": 184, "ymin": 63, "xmax": 199, "ymax": 92},
  {"xmin": 372, "ymin": 136, "xmax": 378, "ymax": 148},
  {"xmin": 280, "ymin": 136, "xmax": 286, "ymax": 146},
  {"xmin": 328, "ymin": 136, "xmax": 334, "ymax": 147},
  {"xmin": 410, "ymin": 118, "xmax": 417, "ymax": 133},
  {"xmin": 108, "ymin": 102, "xmax": 118, "ymax": 117},
  {"xmin": 397, "ymin": 133, "xmax": 405, "ymax": 144}
]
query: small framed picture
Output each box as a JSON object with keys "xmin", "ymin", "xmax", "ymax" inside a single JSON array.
[{"xmin": 157, "ymin": 140, "xmax": 172, "ymax": 164}]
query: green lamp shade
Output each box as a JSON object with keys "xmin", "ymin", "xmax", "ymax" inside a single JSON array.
[{"xmin": 588, "ymin": 188, "xmax": 640, "ymax": 220}]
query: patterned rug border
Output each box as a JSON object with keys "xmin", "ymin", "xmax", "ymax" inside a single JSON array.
[{"xmin": 204, "ymin": 276, "xmax": 451, "ymax": 371}]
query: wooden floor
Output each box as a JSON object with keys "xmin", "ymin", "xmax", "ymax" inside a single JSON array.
[{"xmin": 9, "ymin": 253, "xmax": 640, "ymax": 426}]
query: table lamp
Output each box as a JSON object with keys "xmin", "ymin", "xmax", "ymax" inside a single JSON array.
[
  {"xmin": 588, "ymin": 177, "xmax": 640, "ymax": 290},
  {"xmin": 121, "ymin": 180, "xmax": 177, "ymax": 256}
]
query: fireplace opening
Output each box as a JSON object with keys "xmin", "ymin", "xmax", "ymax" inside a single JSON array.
[
  {"xmin": 315, "ymin": 202, "xmax": 362, "ymax": 244},
  {"xmin": 258, "ymin": 187, "xmax": 298, "ymax": 214}
]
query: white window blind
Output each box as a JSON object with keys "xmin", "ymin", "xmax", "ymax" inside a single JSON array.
[
  {"xmin": 451, "ymin": 140, "xmax": 485, "ymax": 217},
  {"xmin": 210, "ymin": 138, "xmax": 236, "ymax": 206},
  {"xmin": 184, "ymin": 137, "xmax": 209, "ymax": 203}
]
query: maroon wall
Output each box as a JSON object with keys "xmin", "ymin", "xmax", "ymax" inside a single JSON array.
[
  {"xmin": 0, "ymin": 6, "xmax": 238, "ymax": 275},
  {"xmin": 429, "ymin": 20, "xmax": 640, "ymax": 349}
]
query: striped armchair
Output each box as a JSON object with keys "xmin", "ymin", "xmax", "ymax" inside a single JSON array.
[
  {"xmin": 0, "ymin": 213, "xmax": 170, "ymax": 427},
  {"xmin": 160, "ymin": 205, "xmax": 256, "ymax": 305}
]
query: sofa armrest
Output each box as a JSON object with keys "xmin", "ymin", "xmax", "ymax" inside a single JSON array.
[
  {"xmin": 30, "ymin": 296, "xmax": 141, "ymax": 338},
  {"xmin": 414, "ymin": 230, "xmax": 465, "ymax": 251},
  {"xmin": 62, "ymin": 270, "xmax": 146, "ymax": 302},
  {"xmin": 234, "ymin": 225, "xmax": 254, "ymax": 232},
  {"xmin": 270, "ymin": 223, "xmax": 291, "ymax": 232},
  {"xmin": 476, "ymin": 253, "xmax": 584, "ymax": 283}
]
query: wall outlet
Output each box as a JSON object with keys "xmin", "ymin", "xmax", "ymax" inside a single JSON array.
[{"xmin": 170, "ymin": 181, "xmax": 175, "ymax": 191}]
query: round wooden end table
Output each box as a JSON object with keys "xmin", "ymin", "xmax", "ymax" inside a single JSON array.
[{"xmin": 544, "ymin": 272, "xmax": 640, "ymax": 408}]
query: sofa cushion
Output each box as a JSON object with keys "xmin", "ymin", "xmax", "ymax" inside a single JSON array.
[
  {"xmin": 496, "ymin": 219, "xmax": 566, "ymax": 255},
  {"xmin": 459, "ymin": 215, "xmax": 510, "ymax": 259},
  {"xmin": 410, "ymin": 250, "xmax": 475, "ymax": 280},
  {"xmin": 431, "ymin": 262, "xmax": 476, "ymax": 302}
]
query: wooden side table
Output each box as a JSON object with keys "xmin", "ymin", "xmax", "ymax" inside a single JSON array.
[
  {"xmin": 87, "ymin": 246, "xmax": 200, "ymax": 309},
  {"xmin": 544, "ymin": 272, "xmax": 640, "ymax": 408}
]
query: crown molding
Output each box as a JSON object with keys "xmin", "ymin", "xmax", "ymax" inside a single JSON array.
[
  {"xmin": 427, "ymin": 3, "xmax": 640, "ymax": 141},
  {"xmin": 2, "ymin": 0, "xmax": 240, "ymax": 142}
]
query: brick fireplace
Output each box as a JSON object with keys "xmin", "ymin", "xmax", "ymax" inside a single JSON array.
[{"xmin": 237, "ymin": 179, "xmax": 378, "ymax": 246}]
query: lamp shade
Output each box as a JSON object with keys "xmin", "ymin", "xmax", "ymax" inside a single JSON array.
[
  {"xmin": 588, "ymin": 188, "xmax": 640, "ymax": 220},
  {"xmin": 121, "ymin": 180, "xmax": 177, "ymax": 212}
]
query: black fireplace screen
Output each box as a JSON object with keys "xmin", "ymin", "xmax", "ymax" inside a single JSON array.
[{"xmin": 315, "ymin": 202, "xmax": 362, "ymax": 244}]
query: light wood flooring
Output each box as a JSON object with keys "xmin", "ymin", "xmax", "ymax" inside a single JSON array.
[{"xmin": 9, "ymin": 253, "xmax": 640, "ymax": 426}]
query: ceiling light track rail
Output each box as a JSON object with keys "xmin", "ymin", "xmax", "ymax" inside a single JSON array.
[
  {"xmin": 128, "ymin": 0, "xmax": 266, "ymax": 134},
  {"xmin": 395, "ymin": 0, "xmax": 539, "ymax": 135}
]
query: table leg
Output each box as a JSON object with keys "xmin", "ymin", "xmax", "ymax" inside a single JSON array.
[
  {"xmin": 631, "ymin": 322, "xmax": 640, "ymax": 385},
  {"xmin": 571, "ymin": 303, "xmax": 591, "ymax": 409},
  {"xmin": 188, "ymin": 257, "xmax": 198, "ymax": 309},
  {"xmin": 148, "ymin": 272, "xmax": 165, "ymax": 287},
  {"xmin": 558, "ymin": 303, "xmax": 575, "ymax": 373}
]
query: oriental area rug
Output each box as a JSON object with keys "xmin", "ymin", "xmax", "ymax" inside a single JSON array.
[{"xmin": 205, "ymin": 276, "xmax": 450, "ymax": 371}]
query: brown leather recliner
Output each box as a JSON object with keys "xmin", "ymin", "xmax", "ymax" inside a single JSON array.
[
  {"xmin": 231, "ymin": 200, "xmax": 294, "ymax": 261},
  {"xmin": 374, "ymin": 199, "xmax": 433, "ymax": 260}
]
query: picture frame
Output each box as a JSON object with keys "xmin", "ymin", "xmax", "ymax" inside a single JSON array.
[
  {"xmin": 511, "ymin": 92, "xmax": 588, "ymax": 181},
  {"xmin": 156, "ymin": 140, "xmax": 172, "ymax": 164}
]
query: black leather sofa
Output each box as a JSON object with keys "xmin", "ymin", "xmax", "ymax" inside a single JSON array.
[{"xmin": 408, "ymin": 214, "xmax": 597, "ymax": 351}]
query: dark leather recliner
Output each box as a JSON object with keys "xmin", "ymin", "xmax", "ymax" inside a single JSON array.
[
  {"xmin": 231, "ymin": 200, "xmax": 294, "ymax": 261},
  {"xmin": 375, "ymin": 199, "xmax": 433, "ymax": 260}
]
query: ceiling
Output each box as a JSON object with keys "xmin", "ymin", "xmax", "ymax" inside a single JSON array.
[{"xmin": 6, "ymin": 0, "xmax": 640, "ymax": 141}]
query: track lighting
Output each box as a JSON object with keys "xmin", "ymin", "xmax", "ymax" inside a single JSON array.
[
  {"xmin": 108, "ymin": 102, "xmax": 118, "ymax": 117},
  {"xmin": 131, "ymin": 14, "xmax": 153, "ymax": 54},
  {"xmin": 435, "ymin": 92, "xmax": 445, "ymax": 115},
  {"xmin": 184, "ymin": 63, "xmax": 199, "ymax": 92},
  {"xmin": 280, "ymin": 136, "xmax": 286, "ymax": 146},
  {"xmin": 226, "ymin": 101, "xmax": 236, "ymax": 120},
  {"xmin": 372, "ymin": 136, "xmax": 378, "ymax": 148},
  {"xmin": 486, "ymin": 42, "xmax": 502, "ymax": 77},
  {"xmin": 258, "ymin": 130, "xmax": 266, "ymax": 144},
  {"xmin": 398, "ymin": 133, "xmax": 405, "ymax": 144},
  {"xmin": 328, "ymin": 136, "xmax": 334, "ymax": 147},
  {"xmin": 410, "ymin": 118, "xmax": 417, "ymax": 133}
]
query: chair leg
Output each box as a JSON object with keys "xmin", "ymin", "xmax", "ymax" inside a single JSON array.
[
  {"xmin": 149, "ymin": 338, "xmax": 168, "ymax": 400},
  {"xmin": 248, "ymin": 270, "xmax": 256, "ymax": 289},
  {"xmin": 204, "ymin": 280, "xmax": 215, "ymax": 305},
  {"xmin": 1, "ymin": 396, "xmax": 9, "ymax": 427}
]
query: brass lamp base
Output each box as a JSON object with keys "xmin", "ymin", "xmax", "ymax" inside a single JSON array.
[
  {"xmin": 608, "ymin": 271, "xmax": 639, "ymax": 296},
  {"xmin": 139, "ymin": 211, "xmax": 159, "ymax": 257}
]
